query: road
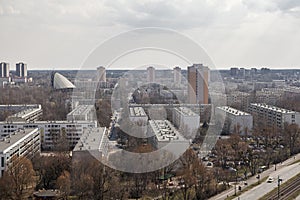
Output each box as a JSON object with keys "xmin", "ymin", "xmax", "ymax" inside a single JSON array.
[
  {"xmin": 235, "ymin": 162, "xmax": 300, "ymax": 200},
  {"xmin": 210, "ymin": 153, "xmax": 300, "ymax": 200}
]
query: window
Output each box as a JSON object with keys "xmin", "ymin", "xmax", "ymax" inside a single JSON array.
[{"xmin": 1, "ymin": 157, "xmax": 4, "ymax": 168}]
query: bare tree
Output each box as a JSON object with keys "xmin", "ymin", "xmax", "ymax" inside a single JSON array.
[
  {"xmin": 284, "ymin": 123, "xmax": 300, "ymax": 156},
  {"xmin": 0, "ymin": 156, "xmax": 35, "ymax": 200},
  {"xmin": 56, "ymin": 170, "xmax": 71, "ymax": 199}
]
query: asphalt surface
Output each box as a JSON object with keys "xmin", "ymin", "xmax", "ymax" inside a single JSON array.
[{"xmin": 209, "ymin": 153, "xmax": 300, "ymax": 200}]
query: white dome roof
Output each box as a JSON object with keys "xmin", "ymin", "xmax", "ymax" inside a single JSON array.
[{"xmin": 53, "ymin": 73, "xmax": 76, "ymax": 89}]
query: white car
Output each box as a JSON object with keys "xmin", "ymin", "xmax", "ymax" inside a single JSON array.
[{"xmin": 267, "ymin": 177, "xmax": 274, "ymax": 183}]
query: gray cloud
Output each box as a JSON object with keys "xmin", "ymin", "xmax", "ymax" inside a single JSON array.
[{"xmin": 0, "ymin": 0, "xmax": 299, "ymax": 69}]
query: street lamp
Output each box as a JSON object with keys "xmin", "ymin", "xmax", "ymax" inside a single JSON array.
[
  {"xmin": 277, "ymin": 176, "xmax": 283, "ymax": 199},
  {"xmin": 234, "ymin": 169, "xmax": 238, "ymax": 196}
]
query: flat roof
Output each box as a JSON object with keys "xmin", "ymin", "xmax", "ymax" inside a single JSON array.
[
  {"xmin": 129, "ymin": 107, "xmax": 147, "ymax": 117},
  {"xmin": 9, "ymin": 107, "xmax": 42, "ymax": 119},
  {"xmin": 73, "ymin": 127, "xmax": 106, "ymax": 151},
  {"xmin": 229, "ymin": 91, "xmax": 251, "ymax": 96},
  {"xmin": 149, "ymin": 120, "xmax": 186, "ymax": 142},
  {"xmin": 67, "ymin": 105, "xmax": 94, "ymax": 116},
  {"xmin": 174, "ymin": 107, "xmax": 198, "ymax": 116},
  {"xmin": 0, "ymin": 120, "xmax": 96, "ymax": 125},
  {"xmin": 217, "ymin": 106, "xmax": 251, "ymax": 116},
  {"xmin": 250, "ymin": 103, "xmax": 296, "ymax": 114},
  {"xmin": 0, "ymin": 128, "xmax": 38, "ymax": 153},
  {"xmin": 0, "ymin": 104, "xmax": 41, "ymax": 109}
]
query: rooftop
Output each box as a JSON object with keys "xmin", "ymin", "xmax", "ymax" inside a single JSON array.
[
  {"xmin": 149, "ymin": 120, "xmax": 186, "ymax": 142},
  {"xmin": 53, "ymin": 72, "xmax": 76, "ymax": 89},
  {"xmin": 174, "ymin": 107, "xmax": 198, "ymax": 116},
  {"xmin": 67, "ymin": 105, "xmax": 94, "ymax": 116},
  {"xmin": 129, "ymin": 107, "xmax": 147, "ymax": 117},
  {"xmin": 0, "ymin": 120, "xmax": 96, "ymax": 125},
  {"xmin": 250, "ymin": 103, "xmax": 296, "ymax": 114},
  {"xmin": 73, "ymin": 127, "xmax": 106, "ymax": 152},
  {"xmin": 217, "ymin": 106, "xmax": 251, "ymax": 116},
  {"xmin": 9, "ymin": 107, "xmax": 42, "ymax": 119},
  {"xmin": 0, "ymin": 104, "xmax": 41, "ymax": 110},
  {"xmin": 0, "ymin": 128, "xmax": 38, "ymax": 153}
]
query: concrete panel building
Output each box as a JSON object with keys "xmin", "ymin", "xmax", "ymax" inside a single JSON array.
[
  {"xmin": 0, "ymin": 120, "xmax": 97, "ymax": 150},
  {"xmin": 148, "ymin": 120, "xmax": 188, "ymax": 149},
  {"xmin": 72, "ymin": 127, "xmax": 108, "ymax": 161},
  {"xmin": 147, "ymin": 66, "xmax": 155, "ymax": 83},
  {"xmin": 187, "ymin": 64, "xmax": 209, "ymax": 104},
  {"xmin": 0, "ymin": 128, "xmax": 40, "ymax": 177},
  {"xmin": 6, "ymin": 105, "xmax": 43, "ymax": 122},
  {"xmin": 248, "ymin": 103, "xmax": 300, "ymax": 130},
  {"xmin": 0, "ymin": 62, "xmax": 10, "ymax": 78},
  {"xmin": 173, "ymin": 107, "xmax": 200, "ymax": 135},
  {"xmin": 67, "ymin": 105, "xmax": 96, "ymax": 121},
  {"xmin": 129, "ymin": 107, "xmax": 148, "ymax": 124},
  {"xmin": 16, "ymin": 62, "xmax": 27, "ymax": 77},
  {"xmin": 97, "ymin": 66, "xmax": 106, "ymax": 82},
  {"xmin": 215, "ymin": 106, "xmax": 253, "ymax": 135},
  {"xmin": 173, "ymin": 66, "xmax": 181, "ymax": 85}
]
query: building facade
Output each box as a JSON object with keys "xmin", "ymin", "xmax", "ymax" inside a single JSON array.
[
  {"xmin": 172, "ymin": 107, "xmax": 200, "ymax": 136},
  {"xmin": 187, "ymin": 64, "xmax": 209, "ymax": 104},
  {"xmin": 16, "ymin": 62, "xmax": 27, "ymax": 77},
  {"xmin": 147, "ymin": 120, "xmax": 188, "ymax": 149},
  {"xmin": 72, "ymin": 127, "xmax": 108, "ymax": 161},
  {"xmin": 248, "ymin": 103, "xmax": 300, "ymax": 130},
  {"xmin": 173, "ymin": 66, "xmax": 181, "ymax": 85},
  {"xmin": 6, "ymin": 105, "xmax": 43, "ymax": 122},
  {"xmin": 97, "ymin": 66, "xmax": 106, "ymax": 82},
  {"xmin": 67, "ymin": 105, "xmax": 96, "ymax": 121},
  {"xmin": 147, "ymin": 66, "xmax": 155, "ymax": 83},
  {"xmin": 215, "ymin": 106, "xmax": 253, "ymax": 135},
  {"xmin": 0, "ymin": 128, "xmax": 40, "ymax": 177},
  {"xmin": 0, "ymin": 62, "xmax": 10, "ymax": 78},
  {"xmin": 0, "ymin": 121, "xmax": 97, "ymax": 150}
]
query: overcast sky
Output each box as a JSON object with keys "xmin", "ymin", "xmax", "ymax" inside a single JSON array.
[{"xmin": 0, "ymin": 0, "xmax": 300, "ymax": 70}]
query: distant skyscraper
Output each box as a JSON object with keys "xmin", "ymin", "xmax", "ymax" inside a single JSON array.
[
  {"xmin": 147, "ymin": 66, "xmax": 155, "ymax": 83},
  {"xmin": 16, "ymin": 62, "xmax": 27, "ymax": 77},
  {"xmin": 97, "ymin": 66, "xmax": 106, "ymax": 82},
  {"xmin": 173, "ymin": 66, "xmax": 181, "ymax": 84},
  {"xmin": 230, "ymin": 67, "xmax": 239, "ymax": 76},
  {"xmin": 0, "ymin": 62, "xmax": 10, "ymax": 78},
  {"xmin": 187, "ymin": 64, "xmax": 209, "ymax": 104}
]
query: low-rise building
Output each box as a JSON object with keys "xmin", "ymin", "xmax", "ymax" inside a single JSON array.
[
  {"xmin": 129, "ymin": 107, "xmax": 148, "ymax": 125},
  {"xmin": 173, "ymin": 107, "xmax": 200, "ymax": 134},
  {"xmin": 72, "ymin": 127, "xmax": 108, "ymax": 161},
  {"xmin": 148, "ymin": 120, "xmax": 189, "ymax": 149},
  {"xmin": 6, "ymin": 104, "xmax": 43, "ymax": 122},
  {"xmin": 0, "ymin": 120, "xmax": 97, "ymax": 150},
  {"xmin": 248, "ymin": 103, "xmax": 300, "ymax": 130},
  {"xmin": 67, "ymin": 105, "xmax": 96, "ymax": 121},
  {"xmin": 226, "ymin": 91, "xmax": 251, "ymax": 110},
  {"xmin": 215, "ymin": 106, "xmax": 253, "ymax": 135},
  {"xmin": 0, "ymin": 128, "xmax": 40, "ymax": 177}
]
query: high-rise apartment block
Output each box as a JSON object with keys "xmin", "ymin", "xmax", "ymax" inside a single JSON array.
[
  {"xmin": 173, "ymin": 66, "xmax": 181, "ymax": 84},
  {"xmin": 97, "ymin": 66, "xmax": 106, "ymax": 82},
  {"xmin": 147, "ymin": 66, "xmax": 155, "ymax": 83},
  {"xmin": 0, "ymin": 62, "xmax": 10, "ymax": 78},
  {"xmin": 16, "ymin": 62, "xmax": 27, "ymax": 77},
  {"xmin": 187, "ymin": 64, "xmax": 209, "ymax": 104}
]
